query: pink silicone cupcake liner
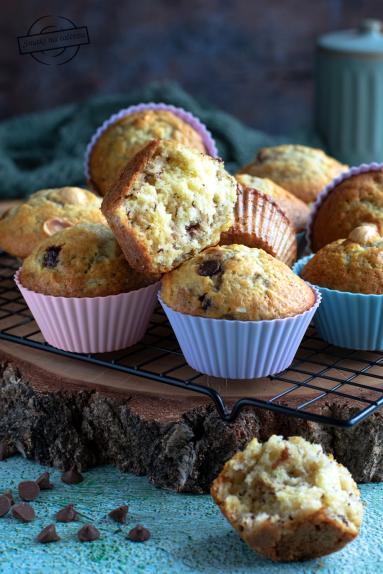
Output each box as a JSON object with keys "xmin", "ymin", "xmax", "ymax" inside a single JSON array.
[
  {"xmin": 159, "ymin": 288, "xmax": 321, "ymax": 380},
  {"xmin": 15, "ymin": 270, "xmax": 160, "ymax": 354},
  {"xmin": 84, "ymin": 102, "xmax": 218, "ymax": 181},
  {"xmin": 306, "ymin": 162, "xmax": 383, "ymax": 251}
]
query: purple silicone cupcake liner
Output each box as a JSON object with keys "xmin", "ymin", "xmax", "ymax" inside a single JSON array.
[
  {"xmin": 84, "ymin": 102, "xmax": 218, "ymax": 181},
  {"xmin": 159, "ymin": 288, "xmax": 321, "ymax": 380},
  {"xmin": 306, "ymin": 162, "xmax": 383, "ymax": 252}
]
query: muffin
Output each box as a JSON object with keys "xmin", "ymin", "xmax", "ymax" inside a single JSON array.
[
  {"xmin": 309, "ymin": 166, "xmax": 383, "ymax": 252},
  {"xmin": 238, "ymin": 145, "xmax": 347, "ymax": 204},
  {"xmin": 220, "ymin": 186, "xmax": 297, "ymax": 266},
  {"xmin": 88, "ymin": 108, "xmax": 211, "ymax": 196},
  {"xmin": 0, "ymin": 187, "xmax": 104, "ymax": 259},
  {"xmin": 102, "ymin": 139, "xmax": 238, "ymax": 274},
  {"xmin": 211, "ymin": 435, "xmax": 363, "ymax": 562},
  {"xmin": 160, "ymin": 245, "xmax": 320, "ymax": 379},
  {"xmin": 235, "ymin": 173, "xmax": 310, "ymax": 232},
  {"xmin": 17, "ymin": 224, "xmax": 160, "ymax": 353}
]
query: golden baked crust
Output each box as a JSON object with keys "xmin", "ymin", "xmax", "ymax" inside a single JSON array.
[
  {"xmin": 235, "ymin": 173, "xmax": 310, "ymax": 231},
  {"xmin": 89, "ymin": 110, "xmax": 207, "ymax": 196},
  {"xmin": 0, "ymin": 187, "xmax": 104, "ymax": 259},
  {"xmin": 102, "ymin": 139, "xmax": 238, "ymax": 274},
  {"xmin": 238, "ymin": 145, "xmax": 347, "ymax": 204},
  {"xmin": 211, "ymin": 435, "xmax": 362, "ymax": 562},
  {"xmin": 161, "ymin": 244, "xmax": 315, "ymax": 320},
  {"xmin": 220, "ymin": 186, "xmax": 297, "ymax": 266},
  {"xmin": 20, "ymin": 223, "xmax": 158, "ymax": 297},
  {"xmin": 303, "ymin": 223, "xmax": 383, "ymax": 293},
  {"xmin": 311, "ymin": 170, "xmax": 383, "ymax": 251}
]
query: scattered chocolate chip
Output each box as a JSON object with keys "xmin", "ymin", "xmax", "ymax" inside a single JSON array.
[
  {"xmin": 0, "ymin": 440, "xmax": 15, "ymax": 461},
  {"xmin": 61, "ymin": 468, "xmax": 84, "ymax": 485},
  {"xmin": 108, "ymin": 505, "xmax": 129, "ymax": 524},
  {"xmin": 0, "ymin": 494, "xmax": 11, "ymax": 517},
  {"xmin": 77, "ymin": 524, "xmax": 100, "ymax": 542},
  {"xmin": 3, "ymin": 490, "xmax": 14, "ymax": 505},
  {"xmin": 18, "ymin": 481, "xmax": 40, "ymax": 502},
  {"xmin": 36, "ymin": 471, "xmax": 54, "ymax": 490},
  {"xmin": 186, "ymin": 222, "xmax": 201, "ymax": 237},
  {"xmin": 198, "ymin": 293, "xmax": 211, "ymax": 311},
  {"xmin": 42, "ymin": 246, "xmax": 61, "ymax": 268},
  {"xmin": 56, "ymin": 504, "xmax": 78, "ymax": 523},
  {"xmin": 127, "ymin": 525, "xmax": 151, "ymax": 542},
  {"xmin": 37, "ymin": 524, "xmax": 60, "ymax": 544},
  {"xmin": 12, "ymin": 502, "xmax": 36, "ymax": 523},
  {"xmin": 198, "ymin": 260, "xmax": 222, "ymax": 277}
]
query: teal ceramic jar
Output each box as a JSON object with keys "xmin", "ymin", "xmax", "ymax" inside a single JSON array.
[{"xmin": 316, "ymin": 19, "xmax": 383, "ymax": 165}]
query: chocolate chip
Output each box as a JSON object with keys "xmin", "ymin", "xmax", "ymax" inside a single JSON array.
[
  {"xmin": 256, "ymin": 149, "xmax": 268, "ymax": 163},
  {"xmin": 42, "ymin": 246, "xmax": 61, "ymax": 268},
  {"xmin": 0, "ymin": 440, "xmax": 15, "ymax": 461},
  {"xmin": 3, "ymin": 490, "xmax": 14, "ymax": 505},
  {"xmin": 186, "ymin": 222, "xmax": 201, "ymax": 237},
  {"xmin": 61, "ymin": 468, "xmax": 84, "ymax": 485},
  {"xmin": 12, "ymin": 502, "xmax": 36, "ymax": 522},
  {"xmin": 108, "ymin": 505, "xmax": 129, "ymax": 524},
  {"xmin": 77, "ymin": 524, "xmax": 100, "ymax": 542},
  {"xmin": 198, "ymin": 293, "xmax": 211, "ymax": 311},
  {"xmin": 56, "ymin": 504, "xmax": 78, "ymax": 523},
  {"xmin": 18, "ymin": 481, "xmax": 40, "ymax": 502},
  {"xmin": 37, "ymin": 524, "xmax": 60, "ymax": 544},
  {"xmin": 127, "ymin": 525, "xmax": 151, "ymax": 542},
  {"xmin": 0, "ymin": 494, "xmax": 11, "ymax": 517},
  {"xmin": 36, "ymin": 471, "xmax": 54, "ymax": 490},
  {"xmin": 198, "ymin": 260, "xmax": 222, "ymax": 277}
]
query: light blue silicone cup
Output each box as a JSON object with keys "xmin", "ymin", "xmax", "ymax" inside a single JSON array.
[{"xmin": 293, "ymin": 255, "xmax": 383, "ymax": 350}]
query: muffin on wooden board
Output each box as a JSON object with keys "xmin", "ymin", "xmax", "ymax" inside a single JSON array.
[
  {"xmin": 309, "ymin": 167, "xmax": 383, "ymax": 252},
  {"xmin": 235, "ymin": 173, "xmax": 310, "ymax": 232},
  {"xmin": 238, "ymin": 145, "xmax": 347, "ymax": 204},
  {"xmin": 220, "ymin": 186, "xmax": 297, "ymax": 266},
  {"xmin": 0, "ymin": 187, "xmax": 104, "ymax": 259},
  {"xmin": 211, "ymin": 435, "xmax": 362, "ymax": 562},
  {"xmin": 102, "ymin": 139, "xmax": 238, "ymax": 274}
]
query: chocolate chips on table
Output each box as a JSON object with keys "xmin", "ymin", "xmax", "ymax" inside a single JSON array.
[
  {"xmin": 12, "ymin": 502, "xmax": 36, "ymax": 523},
  {"xmin": 127, "ymin": 525, "xmax": 151, "ymax": 542},
  {"xmin": 198, "ymin": 259, "xmax": 222, "ymax": 277},
  {"xmin": 18, "ymin": 480, "xmax": 40, "ymax": 501},
  {"xmin": 36, "ymin": 524, "xmax": 60, "ymax": 544},
  {"xmin": 56, "ymin": 504, "xmax": 78, "ymax": 523},
  {"xmin": 0, "ymin": 494, "xmax": 11, "ymax": 517},
  {"xmin": 61, "ymin": 468, "xmax": 84, "ymax": 485},
  {"xmin": 42, "ymin": 245, "xmax": 61, "ymax": 268},
  {"xmin": 77, "ymin": 524, "xmax": 101, "ymax": 542},
  {"xmin": 108, "ymin": 505, "xmax": 129, "ymax": 524},
  {"xmin": 36, "ymin": 471, "xmax": 54, "ymax": 490},
  {"xmin": 3, "ymin": 490, "xmax": 14, "ymax": 505}
]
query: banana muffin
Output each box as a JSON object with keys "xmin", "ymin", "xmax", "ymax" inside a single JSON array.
[
  {"xmin": 102, "ymin": 139, "xmax": 238, "ymax": 274},
  {"xmin": 0, "ymin": 187, "xmax": 104, "ymax": 259},
  {"xmin": 310, "ymin": 168, "xmax": 383, "ymax": 252},
  {"xmin": 20, "ymin": 223, "xmax": 158, "ymax": 298},
  {"xmin": 302, "ymin": 223, "xmax": 383, "ymax": 293},
  {"xmin": 235, "ymin": 173, "xmax": 310, "ymax": 231},
  {"xmin": 211, "ymin": 435, "xmax": 362, "ymax": 562},
  {"xmin": 238, "ymin": 145, "xmax": 347, "ymax": 204},
  {"xmin": 161, "ymin": 244, "xmax": 315, "ymax": 320},
  {"xmin": 88, "ymin": 109, "xmax": 207, "ymax": 196}
]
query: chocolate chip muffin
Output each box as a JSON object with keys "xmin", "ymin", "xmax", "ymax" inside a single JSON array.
[
  {"xmin": 238, "ymin": 145, "xmax": 347, "ymax": 204},
  {"xmin": 20, "ymin": 223, "xmax": 157, "ymax": 298},
  {"xmin": 235, "ymin": 173, "xmax": 310, "ymax": 232},
  {"xmin": 161, "ymin": 244, "xmax": 315, "ymax": 320},
  {"xmin": 0, "ymin": 187, "xmax": 104, "ymax": 259},
  {"xmin": 102, "ymin": 139, "xmax": 238, "ymax": 274},
  {"xmin": 211, "ymin": 435, "xmax": 362, "ymax": 562},
  {"xmin": 88, "ymin": 109, "xmax": 207, "ymax": 196},
  {"xmin": 310, "ymin": 168, "xmax": 383, "ymax": 252},
  {"xmin": 302, "ymin": 223, "xmax": 383, "ymax": 293}
]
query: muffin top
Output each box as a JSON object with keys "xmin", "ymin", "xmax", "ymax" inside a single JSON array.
[
  {"xmin": 235, "ymin": 173, "xmax": 310, "ymax": 232},
  {"xmin": 89, "ymin": 109, "xmax": 207, "ymax": 196},
  {"xmin": 20, "ymin": 223, "xmax": 158, "ymax": 298},
  {"xmin": 161, "ymin": 244, "xmax": 315, "ymax": 320},
  {"xmin": 237, "ymin": 145, "xmax": 347, "ymax": 204},
  {"xmin": 310, "ymin": 169, "xmax": 383, "ymax": 252},
  {"xmin": 0, "ymin": 187, "xmax": 104, "ymax": 259},
  {"xmin": 302, "ymin": 223, "xmax": 383, "ymax": 294}
]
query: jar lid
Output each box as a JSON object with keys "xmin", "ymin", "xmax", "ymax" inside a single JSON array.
[{"xmin": 318, "ymin": 19, "xmax": 383, "ymax": 55}]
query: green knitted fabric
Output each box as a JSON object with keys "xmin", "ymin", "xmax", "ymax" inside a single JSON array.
[{"xmin": 0, "ymin": 82, "xmax": 320, "ymax": 199}]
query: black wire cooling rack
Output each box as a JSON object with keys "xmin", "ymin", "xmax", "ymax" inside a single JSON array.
[{"xmin": 1, "ymin": 251, "xmax": 383, "ymax": 428}]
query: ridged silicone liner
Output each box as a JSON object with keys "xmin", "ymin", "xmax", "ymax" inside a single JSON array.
[
  {"xmin": 293, "ymin": 255, "xmax": 383, "ymax": 350},
  {"xmin": 84, "ymin": 102, "xmax": 218, "ymax": 181},
  {"xmin": 15, "ymin": 271, "xmax": 160, "ymax": 354},
  {"xmin": 306, "ymin": 162, "xmax": 383, "ymax": 252},
  {"xmin": 159, "ymin": 289, "xmax": 320, "ymax": 379}
]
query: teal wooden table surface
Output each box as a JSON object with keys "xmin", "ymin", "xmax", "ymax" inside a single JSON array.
[{"xmin": 0, "ymin": 456, "xmax": 381, "ymax": 574}]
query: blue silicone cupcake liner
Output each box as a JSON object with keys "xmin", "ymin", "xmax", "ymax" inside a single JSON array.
[{"xmin": 293, "ymin": 255, "xmax": 383, "ymax": 350}]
